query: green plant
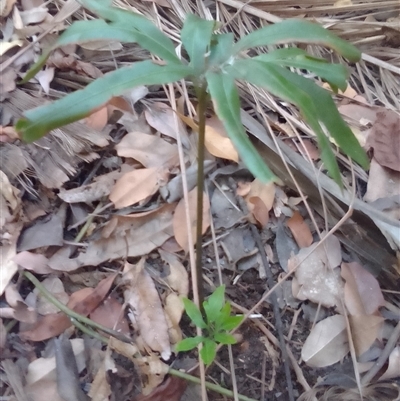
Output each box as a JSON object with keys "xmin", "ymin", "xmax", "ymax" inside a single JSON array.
[
  {"xmin": 176, "ymin": 285, "xmax": 243, "ymax": 365},
  {"xmin": 16, "ymin": 0, "xmax": 368, "ymax": 355}
]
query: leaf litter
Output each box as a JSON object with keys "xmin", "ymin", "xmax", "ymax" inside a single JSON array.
[{"xmin": 2, "ymin": 1, "xmax": 400, "ymax": 400}]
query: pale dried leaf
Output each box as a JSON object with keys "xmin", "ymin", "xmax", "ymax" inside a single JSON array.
[
  {"xmin": 13, "ymin": 251, "xmax": 52, "ymax": 274},
  {"xmin": 341, "ymin": 261, "xmax": 385, "ymax": 316},
  {"xmin": 116, "ymin": 131, "xmax": 178, "ymax": 168},
  {"xmin": 286, "ymin": 211, "xmax": 313, "ymax": 248},
  {"xmin": 133, "ymin": 354, "xmax": 169, "ymax": 395},
  {"xmin": 145, "ymin": 102, "xmax": 189, "ymax": 147},
  {"xmin": 35, "ymin": 68, "xmax": 54, "ymax": 95},
  {"xmin": 163, "ymin": 292, "xmax": 184, "ymax": 344},
  {"xmin": 109, "ymin": 168, "xmax": 168, "ymax": 209},
  {"xmin": 84, "ymin": 106, "xmax": 108, "ymax": 131},
  {"xmin": 302, "ymin": 315, "xmax": 349, "ymax": 368},
  {"xmin": 123, "ymin": 259, "xmax": 171, "ymax": 359},
  {"xmin": 379, "ymin": 346, "xmax": 400, "ymax": 381},
  {"xmin": 35, "ymin": 277, "xmax": 69, "ymax": 315},
  {"xmin": 88, "ymin": 359, "xmax": 112, "ymax": 401},
  {"xmin": 19, "ymin": 5, "xmax": 48, "ymax": 25},
  {"xmin": 349, "ymin": 314, "xmax": 384, "ymax": 356},
  {"xmin": 5, "ymin": 283, "xmax": 36, "ymax": 323},
  {"xmin": 173, "ymin": 186, "xmax": 210, "ymax": 252},
  {"xmin": 136, "ymin": 376, "xmax": 187, "ymax": 401},
  {"xmin": 292, "ymin": 235, "xmax": 343, "ymax": 307}
]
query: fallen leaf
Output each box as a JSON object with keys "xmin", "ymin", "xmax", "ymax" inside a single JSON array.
[
  {"xmin": 133, "ymin": 354, "xmax": 169, "ymax": 395},
  {"xmin": 123, "ymin": 259, "xmax": 171, "ymax": 359},
  {"xmin": 173, "ymin": 186, "xmax": 210, "ymax": 252},
  {"xmin": 286, "ymin": 211, "xmax": 313, "ymax": 248},
  {"xmin": 159, "ymin": 250, "xmax": 189, "ymax": 297},
  {"xmin": 35, "ymin": 67, "xmax": 54, "ymax": 95},
  {"xmin": 379, "ymin": 346, "xmax": 400, "ymax": 381},
  {"xmin": 341, "ymin": 261, "xmax": 385, "ymax": 315},
  {"xmin": 366, "ymin": 110, "xmax": 400, "ymax": 172},
  {"xmin": 88, "ymin": 353, "xmax": 113, "ymax": 401},
  {"xmin": 34, "ymin": 276, "xmax": 69, "ymax": 315},
  {"xmin": 84, "ymin": 105, "xmax": 109, "ymax": 131},
  {"xmin": 5, "ymin": 283, "xmax": 37, "ymax": 323},
  {"xmin": 0, "ymin": 319, "xmax": 6, "ymax": 348},
  {"xmin": 135, "ymin": 376, "xmax": 187, "ymax": 401},
  {"xmin": 109, "ymin": 168, "xmax": 168, "ymax": 209},
  {"xmin": 292, "ymin": 235, "xmax": 343, "ymax": 307},
  {"xmin": 302, "ymin": 315, "xmax": 349, "ymax": 368},
  {"xmin": 349, "ymin": 314, "xmax": 384, "ymax": 356},
  {"xmin": 145, "ymin": 102, "xmax": 189, "ymax": 148},
  {"xmin": 116, "ymin": 131, "xmax": 178, "ymax": 168},
  {"xmin": 13, "ymin": 251, "xmax": 52, "ymax": 274},
  {"xmin": 204, "ymin": 117, "xmax": 238, "ymax": 162},
  {"xmin": 0, "ymin": 0, "xmax": 16, "ymax": 17}
]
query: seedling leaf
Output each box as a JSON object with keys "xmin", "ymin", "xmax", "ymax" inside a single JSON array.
[
  {"xmin": 203, "ymin": 285, "xmax": 226, "ymax": 324},
  {"xmin": 176, "ymin": 336, "xmax": 204, "ymax": 351},
  {"xmin": 182, "ymin": 298, "xmax": 207, "ymax": 329},
  {"xmin": 200, "ymin": 338, "xmax": 217, "ymax": 365},
  {"xmin": 206, "ymin": 71, "xmax": 276, "ymax": 183},
  {"xmin": 17, "ymin": 61, "xmax": 191, "ymax": 142},
  {"xmin": 214, "ymin": 333, "xmax": 237, "ymax": 345},
  {"xmin": 220, "ymin": 315, "xmax": 244, "ymax": 331},
  {"xmin": 234, "ymin": 19, "xmax": 361, "ymax": 62}
]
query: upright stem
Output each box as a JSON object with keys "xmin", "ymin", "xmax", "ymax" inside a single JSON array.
[{"xmin": 195, "ymin": 84, "xmax": 208, "ymax": 309}]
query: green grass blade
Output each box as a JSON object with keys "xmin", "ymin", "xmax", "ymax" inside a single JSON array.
[
  {"xmin": 16, "ymin": 61, "xmax": 191, "ymax": 142},
  {"xmin": 228, "ymin": 59, "xmax": 342, "ymax": 184},
  {"xmin": 234, "ymin": 19, "xmax": 361, "ymax": 62},
  {"xmin": 181, "ymin": 14, "xmax": 215, "ymax": 74},
  {"xmin": 79, "ymin": 0, "xmax": 179, "ymax": 63},
  {"xmin": 206, "ymin": 71, "xmax": 276, "ymax": 183},
  {"xmin": 254, "ymin": 49, "xmax": 349, "ymax": 91}
]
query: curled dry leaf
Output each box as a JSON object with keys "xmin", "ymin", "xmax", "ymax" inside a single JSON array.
[
  {"xmin": 116, "ymin": 131, "xmax": 179, "ymax": 168},
  {"xmin": 122, "ymin": 259, "xmax": 171, "ymax": 360},
  {"xmin": 133, "ymin": 354, "xmax": 169, "ymax": 395},
  {"xmin": 292, "ymin": 235, "xmax": 343, "ymax": 307},
  {"xmin": 302, "ymin": 315, "xmax": 349, "ymax": 368},
  {"xmin": 341, "ymin": 262, "xmax": 385, "ymax": 316},
  {"xmin": 379, "ymin": 346, "xmax": 400, "ymax": 381},
  {"xmin": 5, "ymin": 283, "xmax": 37, "ymax": 323},
  {"xmin": 286, "ymin": 210, "xmax": 313, "ymax": 248},
  {"xmin": 159, "ymin": 249, "xmax": 189, "ymax": 297},
  {"xmin": 135, "ymin": 376, "xmax": 187, "ymax": 401},
  {"xmin": 173, "ymin": 186, "xmax": 210, "ymax": 252},
  {"xmin": 109, "ymin": 167, "xmax": 168, "ymax": 209}
]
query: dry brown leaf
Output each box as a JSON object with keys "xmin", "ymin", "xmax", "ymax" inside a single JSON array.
[
  {"xmin": 204, "ymin": 117, "xmax": 238, "ymax": 162},
  {"xmin": 159, "ymin": 249, "xmax": 189, "ymax": 297},
  {"xmin": 366, "ymin": 110, "xmax": 400, "ymax": 172},
  {"xmin": 84, "ymin": 105, "xmax": 108, "ymax": 131},
  {"xmin": 341, "ymin": 262, "xmax": 385, "ymax": 316},
  {"xmin": 88, "ymin": 354, "xmax": 112, "ymax": 401},
  {"xmin": 349, "ymin": 314, "xmax": 384, "ymax": 356},
  {"xmin": 173, "ymin": 186, "xmax": 210, "ymax": 252},
  {"xmin": 109, "ymin": 168, "xmax": 168, "ymax": 209},
  {"xmin": 286, "ymin": 211, "xmax": 313, "ymax": 248},
  {"xmin": 4, "ymin": 283, "xmax": 36, "ymax": 323},
  {"xmin": 115, "ymin": 131, "xmax": 179, "ymax": 168},
  {"xmin": 35, "ymin": 67, "xmax": 54, "ymax": 95},
  {"xmin": 122, "ymin": 259, "xmax": 171, "ymax": 359},
  {"xmin": 135, "ymin": 376, "xmax": 187, "ymax": 401},
  {"xmin": 35, "ymin": 277, "xmax": 69, "ymax": 315},
  {"xmin": 90, "ymin": 295, "xmax": 130, "ymax": 336},
  {"xmin": 0, "ymin": 0, "xmax": 16, "ymax": 17},
  {"xmin": 302, "ymin": 315, "xmax": 349, "ymax": 368},
  {"xmin": 47, "ymin": 204, "xmax": 175, "ymax": 270},
  {"xmin": 292, "ymin": 235, "xmax": 343, "ymax": 307},
  {"xmin": 20, "ymin": 313, "xmax": 71, "ymax": 341},
  {"xmin": 133, "ymin": 354, "xmax": 169, "ymax": 395}
]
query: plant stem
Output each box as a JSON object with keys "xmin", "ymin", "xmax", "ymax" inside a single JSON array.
[{"xmin": 195, "ymin": 84, "xmax": 208, "ymax": 309}]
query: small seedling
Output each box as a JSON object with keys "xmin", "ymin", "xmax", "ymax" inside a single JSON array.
[{"xmin": 176, "ymin": 285, "xmax": 243, "ymax": 365}]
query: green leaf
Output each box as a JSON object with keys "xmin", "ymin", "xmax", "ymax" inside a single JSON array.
[
  {"xmin": 182, "ymin": 298, "xmax": 207, "ymax": 329},
  {"xmin": 181, "ymin": 14, "xmax": 215, "ymax": 74},
  {"xmin": 16, "ymin": 61, "xmax": 191, "ymax": 142},
  {"xmin": 21, "ymin": 19, "xmax": 145, "ymax": 83},
  {"xmin": 79, "ymin": 0, "xmax": 180, "ymax": 64},
  {"xmin": 176, "ymin": 336, "xmax": 204, "ymax": 351},
  {"xmin": 254, "ymin": 49, "xmax": 349, "ymax": 91},
  {"xmin": 219, "ymin": 315, "xmax": 244, "ymax": 331},
  {"xmin": 234, "ymin": 19, "xmax": 361, "ymax": 62},
  {"xmin": 206, "ymin": 71, "xmax": 276, "ymax": 183},
  {"xmin": 228, "ymin": 59, "xmax": 342, "ymax": 184},
  {"xmin": 219, "ymin": 301, "xmax": 231, "ymax": 321},
  {"xmin": 200, "ymin": 338, "xmax": 217, "ymax": 365},
  {"xmin": 214, "ymin": 333, "xmax": 237, "ymax": 345},
  {"xmin": 203, "ymin": 285, "xmax": 226, "ymax": 324}
]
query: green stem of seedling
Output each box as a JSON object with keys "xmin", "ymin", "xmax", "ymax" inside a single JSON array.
[{"xmin": 194, "ymin": 84, "xmax": 208, "ymax": 311}]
